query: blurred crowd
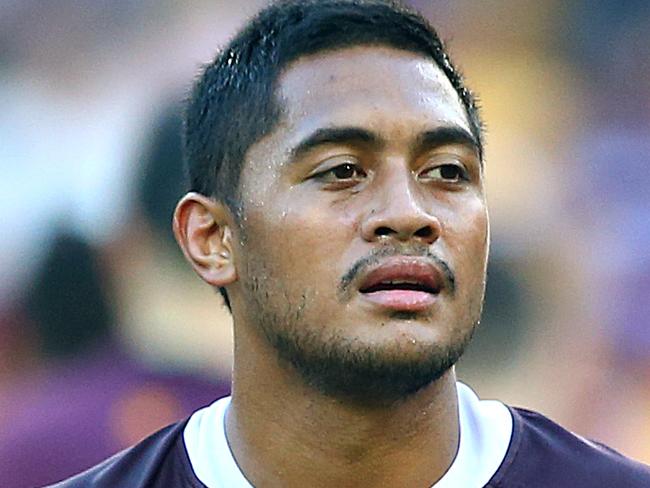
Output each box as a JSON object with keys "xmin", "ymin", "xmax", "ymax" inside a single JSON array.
[{"xmin": 1, "ymin": 1, "xmax": 649, "ymax": 486}]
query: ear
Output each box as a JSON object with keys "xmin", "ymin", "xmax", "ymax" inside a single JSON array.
[{"xmin": 173, "ymin": 192, "xmax": 237, "ymax": 288}]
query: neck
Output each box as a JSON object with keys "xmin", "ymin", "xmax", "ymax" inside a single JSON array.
[{"xmin": 226, "ymin": 324, "xmax": 460, "ymax": 488}]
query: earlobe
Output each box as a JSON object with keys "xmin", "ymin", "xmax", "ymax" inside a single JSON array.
[{"xmin": 173, "ymin": 192, "xmax": 237, "ymax": 287}]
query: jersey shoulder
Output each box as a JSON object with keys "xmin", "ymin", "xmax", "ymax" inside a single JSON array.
[
  {"xmin": 488, "ymin": 406, "xmax": 650, "ymax": 488},
  {"xmin": 46, "ymin": 419, "xmax": 204, "ymax": 488}
]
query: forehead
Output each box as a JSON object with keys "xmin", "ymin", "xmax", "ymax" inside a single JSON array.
[{"xmin": 276, "ymin": 46, "xmax": 471, "ymax": 139}]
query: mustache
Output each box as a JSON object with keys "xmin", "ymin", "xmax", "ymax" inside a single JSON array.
[{"xmin": 338, "ymin": 245, "xmax": 456, "ymax": 297}]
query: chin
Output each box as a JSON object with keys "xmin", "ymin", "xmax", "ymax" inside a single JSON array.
[
  {"xmin": 344, "ymin": 311, "xmax": 463, "ymax": 347},
  {"xmin": 269, "ymin": 319, "xmax": 476, "ymax": 404}
]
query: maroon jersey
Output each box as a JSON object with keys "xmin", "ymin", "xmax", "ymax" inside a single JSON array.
[{"xmin": 49, "ymin": 401, "xmax": 650, "ymax": 488}]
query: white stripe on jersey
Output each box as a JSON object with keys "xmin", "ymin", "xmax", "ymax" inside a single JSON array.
[{"xmin": 183, "ymin": 381, "xmax": 513, "ymax": 488}]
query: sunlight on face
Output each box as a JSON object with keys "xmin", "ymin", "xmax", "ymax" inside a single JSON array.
[{"xmin": 231, "ymin": 47, "xmax": 488, "ymax": 401}]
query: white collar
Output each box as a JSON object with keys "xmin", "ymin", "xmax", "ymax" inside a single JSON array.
[{"xmin": 183, "ymin": 382, "xmax": 513, "ymax": 488}]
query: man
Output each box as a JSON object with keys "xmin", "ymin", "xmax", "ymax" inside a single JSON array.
[{"xmin": 52, "ymin": 1, "xmax": 650, "ymax": 486}]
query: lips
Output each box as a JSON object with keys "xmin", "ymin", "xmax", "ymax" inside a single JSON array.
[{"xmin": 358, "ymin": 257, "xmax": 444, "ymax": 312}]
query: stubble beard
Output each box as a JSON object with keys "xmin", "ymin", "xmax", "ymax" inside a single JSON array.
[
  {"xmin": 270, "ymin": 321, "xmax": 478, "ymax": 405},
  {"xmin": 242, "ymin": 272, "xmax": 482, "ymax": 405}
]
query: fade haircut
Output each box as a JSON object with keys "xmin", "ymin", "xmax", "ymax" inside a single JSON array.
[{"xmin": 183, "ymin": 0, "xmax": 483, "ymax": 309}]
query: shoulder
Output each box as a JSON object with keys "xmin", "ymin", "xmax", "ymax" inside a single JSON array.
[
  {"xmin": 488, "ymin": 407, "xmax": 650, "ymax": 488},
  {"xmin": 46, "ymin": 420, "xmax": 204, "ymax": 488}
]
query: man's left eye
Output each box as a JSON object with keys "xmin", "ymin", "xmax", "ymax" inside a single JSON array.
[{"xmin": 421, "ymin": 164, "xmax": 468, "ymax": 182}]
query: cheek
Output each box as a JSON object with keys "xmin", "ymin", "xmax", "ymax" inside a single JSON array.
[
  {"xmin": 240, "ymin": 200, "xmax": 349, "ymax": 291},
  {"xmin": 445, "ymin": 198, "xmax": 489, "ymax": 280}
]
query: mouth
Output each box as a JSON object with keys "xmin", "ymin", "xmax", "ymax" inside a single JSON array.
[
  {"xmin": 360, "ymin": 280, "xmax": 439, "ymax": 294},
  {"xmin": 358, "ymin": 258, "xmax": 443, "ymax": 312}
]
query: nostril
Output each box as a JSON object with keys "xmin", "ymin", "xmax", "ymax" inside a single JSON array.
[
  {"xmin": 375, "ymin": 226, "xmax": 393, "ymax": 236},
  {"xmin": 414, "ymin": 226, "xmax": 434, "ymax": 239}
]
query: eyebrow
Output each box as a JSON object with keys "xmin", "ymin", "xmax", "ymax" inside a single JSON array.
[
  {"xmin": 415, "ymin": 126, "xmax": 481, "ymax": 157},
  {"xmin": 289, "ymin": 125, "xmax": 481, "ymax": 161},
  {"xmin": 290, "ymin": 127, "xmax": 382, "ymax": 159}
]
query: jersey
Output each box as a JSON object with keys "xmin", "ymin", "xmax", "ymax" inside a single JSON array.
[{"xmin": 48, "ymin": 383, "xmax": 650, "ymax": 487}]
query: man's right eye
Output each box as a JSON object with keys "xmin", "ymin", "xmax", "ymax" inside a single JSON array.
[
  {"xmin": 313, "ymin": 159, "xmax": 367, "ymax": 184},
  {"xmin": 330, "ymin": 163, "xmax": 364, "ymax": 180}
]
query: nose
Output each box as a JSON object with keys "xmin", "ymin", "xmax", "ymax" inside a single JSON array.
[{"xmin": 360, "ymin": 169, "xmax": 441, "ymax": 245}]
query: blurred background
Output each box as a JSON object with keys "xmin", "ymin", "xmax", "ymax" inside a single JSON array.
[{"xmin": 1, "ymin": 0, "xmax": 649, "ymax": 485}]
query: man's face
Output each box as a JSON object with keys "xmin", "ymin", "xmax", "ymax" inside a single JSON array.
[{"xmin": 231, "ymin": 46, "xmax": 488, "ymax": 401}]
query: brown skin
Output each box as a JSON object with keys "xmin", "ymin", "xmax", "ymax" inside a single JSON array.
[{"xmin": 174, "ymin": 46, "xmax": 489, "ymax": 487}]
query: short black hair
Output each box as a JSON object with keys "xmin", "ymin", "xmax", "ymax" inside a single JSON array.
[{"xmin": 183, "ymin": 0, "xmax": 483, "ymax": 309}]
